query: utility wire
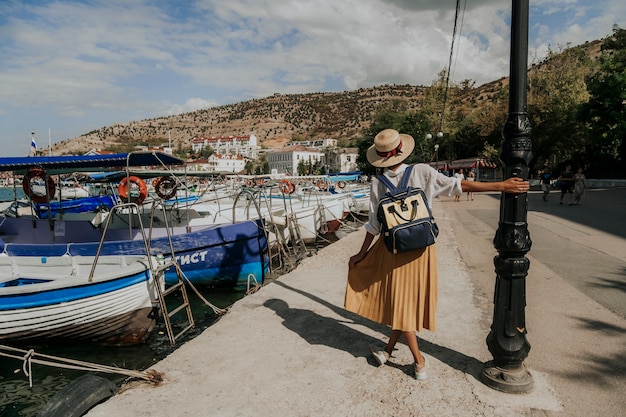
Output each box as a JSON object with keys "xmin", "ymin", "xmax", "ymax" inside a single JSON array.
[{"xmin": 439, "ymin": 0, "xmax": 463, "ymax": 132}]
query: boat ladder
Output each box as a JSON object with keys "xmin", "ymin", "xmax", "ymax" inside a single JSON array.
[{"xmin": 154, "ymin": 260, "xmax": 195, "ymax": 346}]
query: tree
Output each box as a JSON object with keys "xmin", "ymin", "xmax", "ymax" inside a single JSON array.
[
  {"xmin": 580, "ymin": 26, "xmax": 626, "ymax": 177},
  {"xmin": 527, "ymin": 44, "xmax": 595, "ymax": 169}
]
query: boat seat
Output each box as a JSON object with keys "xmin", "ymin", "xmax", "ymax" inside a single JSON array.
[
  {"xmin": 0, "ymin": 254, "xmax": 16, "ymax": 285},
  {"xmin": 10, "ymin": 255, "xmax": 75, "ymax": 280}
]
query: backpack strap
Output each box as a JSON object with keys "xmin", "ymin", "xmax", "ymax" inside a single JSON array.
[{"xmin": 377, "ymin": 164, "xmax": 414, "ymax": 193}]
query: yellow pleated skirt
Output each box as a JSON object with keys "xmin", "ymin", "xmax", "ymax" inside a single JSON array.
[{"xmin": 344, "ymin": 237, "xmax": 438, "ymax": 332}]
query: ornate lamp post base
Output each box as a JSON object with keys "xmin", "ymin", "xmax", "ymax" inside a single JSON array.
[{"xmin": 480, "ymin": 363, "xmax": 534, "ymax": 394}]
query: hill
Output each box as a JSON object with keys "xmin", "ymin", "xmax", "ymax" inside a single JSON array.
[{"xmin": 49, "ymin": 39, "xmax": 604, "ymax": 156}]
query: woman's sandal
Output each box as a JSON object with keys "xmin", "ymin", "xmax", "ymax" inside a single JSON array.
[
  {"xmin": 414, "ymin": 359, "xmax": 427, "ymax": 380},
  {"xmin": 370, "ymin": 345, "xmax": 390, "ymax": 366}
]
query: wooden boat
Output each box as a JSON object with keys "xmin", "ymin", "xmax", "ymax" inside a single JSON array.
[{"xmin": 0, "ymin": 254, "xmax": 162, "ymax": 346}]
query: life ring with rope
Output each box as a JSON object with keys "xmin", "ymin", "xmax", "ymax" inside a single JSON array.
[
  {"xmin": 118, "ymin": 176, "xmax": 148, "ymax": 205},
  {"xmin": 22, "ymin": 168, "xmax": 56, "ymax": 204},
  {"xmin": 337, "ymin": 181, "xmax": 346, "ymax": 189},
  {"xmin": 153, "ymin": 176, "xmax": 178, "ymax": 200},
  {"xmin": 317, "ymin": 179, "xmax": 329, "ymax": 191},
  {"xmin": 278, "ymin": 179, "xmax": 296, "ymax": 195},
  {"xmin": 245, "ymin": 179, "xmax": 255, "ymax": 188}
]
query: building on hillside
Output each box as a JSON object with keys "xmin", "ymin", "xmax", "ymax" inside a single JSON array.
[
  {"xmin": 325, "ymin": 147, "xmax": 359, "ymax": 173},
  {"xmin": 191, "ymin": 134, "xmax": 260, "ymax": 159},
  {"xmin": 284, "ymin": 138, "xmax": 337, "ymax": 149},
  {"xmin": 187, "ymin": 153, "xmax": 246, "ymax": 173},
  {"xmin": 267, "ymin": 145, "xmax": 325, "ymax": 175}
]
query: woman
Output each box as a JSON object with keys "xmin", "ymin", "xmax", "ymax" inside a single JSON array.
[
  {"xmin": 466, "ymin": 171, "xmax": 475, "ymax": 200},
  {"xmin": 572, "ymin": 168, "xmax": 588, "ymax": 205},
  {"xmin": 453, "ymin": 169, "xmax": 465, "ymax": 202},
  {"xmin": 345, "ymin": 129, "xmax": 529, "ymax": 380}
]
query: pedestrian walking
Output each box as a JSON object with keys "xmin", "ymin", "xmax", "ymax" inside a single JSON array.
[
  {"xmin": 558, "ymin": 164, "xmax": 575, "ymax": 205},
  {"xmin": 540, "ymin": 168, "xmax": 552, "ymax": 201},
  {"xmin": 572, "ymin": 168, "xmax": 588, "ymax": 204},
  {"xmin": 345, "ymin": 129, "xmax": 529, "ymax": 380},
  {"xmin": 453, "ymin": 169, "xmax": 465, "ymax": 202},
  {"xmin": 466, "ymin": 171, "xmax": 475, "ymax": 200}
]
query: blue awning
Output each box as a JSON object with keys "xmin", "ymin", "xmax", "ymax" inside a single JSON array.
[{"xmin": 0, "ymin": 152, "xmax": 184, "ymax": 173}]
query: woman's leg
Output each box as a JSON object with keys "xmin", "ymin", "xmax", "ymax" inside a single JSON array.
[
  {"xmin": 384, "ymin": 329, "xmax": 402, "ymax": 357},
  {"xmin": 401, "ymin": 331, "xmax": 425, "ymax": 365}
]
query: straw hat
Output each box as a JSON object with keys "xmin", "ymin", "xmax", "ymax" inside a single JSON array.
[{"xmin": 366, "ymin": 129, "xmax": 415, "ymax": 168}]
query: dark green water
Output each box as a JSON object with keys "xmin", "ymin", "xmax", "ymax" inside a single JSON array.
[{"xmin": 0, "ymin": 288, "xmax": 248, "ymax": 417}]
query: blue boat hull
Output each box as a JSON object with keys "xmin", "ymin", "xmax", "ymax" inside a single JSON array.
[{"xmin": 1, "ymin": 219, "xmax": 269, "ymax": 290}]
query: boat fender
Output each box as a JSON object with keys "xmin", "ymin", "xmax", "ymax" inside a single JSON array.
[
  {"xmin": 337, "ymin": 181, "xmax": 346, "ymax": 189},
  {"xmin": 36, "ymin": 374, "xmax": 117, "ymax": 417},
  {"xmin": 118, "ymin": 176, "xmax": 148, "ymax": 205},
  {"xmin": 23, "ymin": 168, "xmax": 56, "ymax": 204},
  {"xmin": 278, "ymin": 179, "xmax": 295, "ymax": 195},
  {"xmin": 317, "ymin": 179, "xmax": 329, "ymax": 191},
  {"xmin": 153, "ymin": 176, "xmax": 178, "ymax": 200}
]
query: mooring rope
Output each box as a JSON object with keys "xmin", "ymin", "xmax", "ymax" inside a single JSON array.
[
  {"xmin": 174, "ymin": 263, "xmax": 229, "ymax": 315},
  {"xmin": 0, "ymin": 344, "xmax": 163, "ymax": 388}
]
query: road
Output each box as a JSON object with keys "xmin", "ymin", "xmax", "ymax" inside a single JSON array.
[{"xmin": 455, "ymin": 187, "xmax": 626, "ymax": 319}]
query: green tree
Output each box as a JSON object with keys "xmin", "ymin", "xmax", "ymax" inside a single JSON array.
[
  {"xmin": 580, "ymin": 26, "xmax": 626, "ymax": 177},
  {"xmin": 527, "ymin": 44, "xmax": 595, "ymax": 169}
]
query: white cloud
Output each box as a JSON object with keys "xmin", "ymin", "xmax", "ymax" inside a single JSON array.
[{"xmin": 0, "ymin": 0, "xmax": 624, "ymax": 156}]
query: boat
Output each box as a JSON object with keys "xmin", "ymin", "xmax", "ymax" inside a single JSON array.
[
  {"xmin": 0, "ymin": 252, "xmax": 163, "ymax": 346},
  {"xmin": 0, "ymin": 152, "xmax": 270, "ymax": 290}
]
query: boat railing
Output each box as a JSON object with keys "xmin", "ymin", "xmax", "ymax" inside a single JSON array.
[{"xmin": 93, "ymin": 200, "xmax": 195, "ymax": 345}]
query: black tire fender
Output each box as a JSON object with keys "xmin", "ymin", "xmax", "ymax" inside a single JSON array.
[{"xmin": 36, "ymin": 374, "xmax": 117, "ymax": 417}]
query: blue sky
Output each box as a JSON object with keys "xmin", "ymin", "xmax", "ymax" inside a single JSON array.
[{"xmin": 1, "ymin": 0, "xmax": 624, "ymax": 156}]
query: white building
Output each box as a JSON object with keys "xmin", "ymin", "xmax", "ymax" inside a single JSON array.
[
  {"xmin": 325, "ymin": 147, "xmax": 359, "ymax": 172},
  {"xmin": 191, "ymin": 134, "xmax": 260, "ymax": 159},
  {"xmin": 267, "ymin": 145, "xmax": 325, "ymax": 175},
  {"xmin": 187, "ymin": 153, "xmax": 246, "ymax": 173},
  {"xmin": 284, "ymin": 138, "xmax": 337, "ymax": 149}
]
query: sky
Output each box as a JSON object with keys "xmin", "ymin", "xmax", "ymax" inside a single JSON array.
[{"xmin": 1, "ymin": 0, "xmax": 624, "ymax": 157}]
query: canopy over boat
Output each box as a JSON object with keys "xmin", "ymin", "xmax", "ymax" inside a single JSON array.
[{"xmin": 0, "ymin": 152, "xmax": 184, "ymax": 174}]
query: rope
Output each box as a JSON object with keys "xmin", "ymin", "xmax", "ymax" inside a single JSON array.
[
  {"xmin": 246, "ymin": 273, "xmax": 262, "ymax": 295},
  {"xmin": 174, "ymin": 263, "xmax": 229, "ymax": 315},
  {"xmin": 0, "ymin": 344, "xmax": 162, "ymax": 388}
]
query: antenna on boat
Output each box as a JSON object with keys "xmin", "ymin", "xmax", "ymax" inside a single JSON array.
[{"xmin": 48, "ymin": 128, "xmax": 52, "ymax": 156}]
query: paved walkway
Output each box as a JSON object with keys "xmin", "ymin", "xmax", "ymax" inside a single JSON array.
[{"xmin": 85, "ymin": 192, "xmax": 626, "ymax": 417}]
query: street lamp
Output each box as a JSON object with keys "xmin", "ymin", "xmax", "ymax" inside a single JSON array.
[
  {"xmin": 426, "ymin": 131, "xmax": 443, "ymax": 171},
  {"xmin": 480, "ymin": 0, "xmax": 533, "ymax": 394}
]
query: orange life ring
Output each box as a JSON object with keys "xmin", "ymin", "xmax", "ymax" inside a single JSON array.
[
  {"xmin": 337, "ymin": 181, "xmax": 346, "ymax": 189},
  {"xmin": 118, "ymin": 176, "xmax": 148, "ymax": 205},
  {"xmin": 317, "ymin": 179, "xmax": 329, "ymax": 191},
  {"xmin": 278, "ymin": 179, "xmax": 295, "ymax": 195},
  {"xmin": 23, "ymin": 168, "xmax": 56, "ymax": 204},
  {"xmin": 245, "ymin": 179, "xmax": 255, "ymax": 188},
  {"xmin": 153, "ymin": 176, "xmax": 178, "ymax": 200}
]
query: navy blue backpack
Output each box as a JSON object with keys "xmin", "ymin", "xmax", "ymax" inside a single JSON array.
[{"xmin": 376, "ymin": 165, "xmax": 439, "ymax": 254}]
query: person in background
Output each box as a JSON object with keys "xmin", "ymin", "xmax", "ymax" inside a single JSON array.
[
  {"xmin": 453, "ymin": 169, "xmax": 465, "ymax": 202},
  {"xmin": 345, "ymin": 129, "xmax": 530, "ymax": 381},
  {"xmin": 466, "ymin": 171, "xmax": 475, "ymax": 200},
  {"xmin": 558, "ymin": 164, "xmax": 575, "ymax": 205},
  {"xmin": 572, "ymin": 168, "xmax": 588, "ymax": 205},
  {"xmin": 540, "ymin": 168, "xmax": 552, "ymax": 201}
]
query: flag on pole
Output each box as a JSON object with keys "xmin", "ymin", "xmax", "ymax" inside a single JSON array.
[{"xmin": 30, "ymin": 137, "xmax": 37, "ymax": 156}]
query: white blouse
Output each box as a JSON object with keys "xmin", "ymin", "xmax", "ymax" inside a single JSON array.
[{"xmin": 364, "ymin": 163, "xmax": 462, "ymax": 235}]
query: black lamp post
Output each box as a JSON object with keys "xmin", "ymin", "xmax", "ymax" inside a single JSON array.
[
  {"xmin": 426, "ymin": 131, "xmax": 443, "ymax": 171},
  {"xmin": 480, "ymin": 0, "xmax": 534, "ymax": 394}
]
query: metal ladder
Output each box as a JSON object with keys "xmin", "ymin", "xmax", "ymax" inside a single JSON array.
[{"xmin": 153, "ymin": 259, "xmax": 195, "ymax": 345}]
